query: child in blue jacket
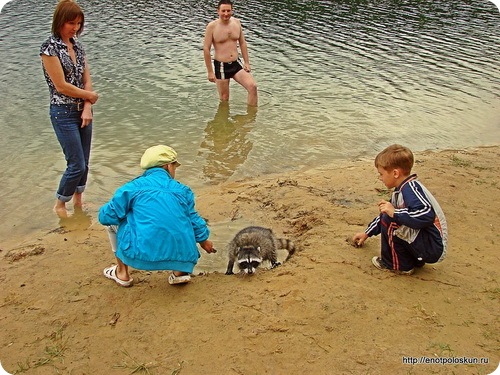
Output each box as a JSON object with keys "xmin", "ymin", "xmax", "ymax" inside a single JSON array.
[
  {"xmin": 99, "ymin": 145, "xmax": 216, "ymax": 287},
  {"xmin": 352, "ymin": 144, "xmax": 448, "ymax": 275}
]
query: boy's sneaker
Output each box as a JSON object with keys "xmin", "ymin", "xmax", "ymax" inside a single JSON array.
[
  {"xmin": 371, "ymin": 256, "xmax": 414, "ymax": 275},
  {"xmin": 415, "ymin": 258, "xmax": 426, "ymax": 268}
]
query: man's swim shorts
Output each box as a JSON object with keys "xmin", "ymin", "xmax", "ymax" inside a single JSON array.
[{"xmin": 214, "ymin": 58, "xmax": 244, "ymax": 80}]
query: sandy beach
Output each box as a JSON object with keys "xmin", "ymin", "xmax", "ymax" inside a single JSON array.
[{"xmin": 0, "ymin": 145, "xmax": 499, "ymax": 375}]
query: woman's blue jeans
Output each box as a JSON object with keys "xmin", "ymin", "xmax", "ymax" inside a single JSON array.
[{"xmin": 50, "ymin": 104, "xmax": 92, "ymax": 202}]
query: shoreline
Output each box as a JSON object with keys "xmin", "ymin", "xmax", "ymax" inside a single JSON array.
[
  {"xmin": 0, "ymin": 145, "xmax": 499, "ymax": 374},
  {"xmin": 1, "ymin": 144, "xmax": 498, "ymax": 252}
]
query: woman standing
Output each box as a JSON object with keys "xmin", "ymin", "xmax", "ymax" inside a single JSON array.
[{"xmin": 40, "ymin": 0, "xmax": 99, "ymax": 217}]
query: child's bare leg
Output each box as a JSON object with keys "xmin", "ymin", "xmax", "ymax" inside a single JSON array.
[
  {"xmin": 115, "ymin": 257, "xmax": 131, "ymax": 281},
  {"xmin": 105, "ymin": 226, "xmax": 131, "ymax": 282},
  {"xmin": 173, "ymin": 271, "xmax": 189, "ymax": 276},
  {"xmin": 53, "ymin": 199, "xmax": 68, "ymax": 218}
]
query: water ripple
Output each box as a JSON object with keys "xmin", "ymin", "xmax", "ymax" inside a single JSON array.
[{"xmin": 0, "ymin": 0, "xmax": 499, "ymax": 238}]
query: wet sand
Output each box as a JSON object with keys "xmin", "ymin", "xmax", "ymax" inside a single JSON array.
[{"xmin": 0, "ymin": 146, "xmax": 499, "ymax": 374}]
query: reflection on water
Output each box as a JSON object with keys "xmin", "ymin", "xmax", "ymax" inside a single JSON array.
[
  {"xmin": 58, "ymin": 207, "xmax": 93, "ymax": 232},
  {"xmin": 199, "ymin": 102, "xmax": 257, "ymax": 184},
  {"xmin": 0, "ymin": 0, "xmax": 499, "ymax": 243}
]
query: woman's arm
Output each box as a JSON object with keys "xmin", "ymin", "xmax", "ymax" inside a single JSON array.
[
  {"xmin": 81, "ymin": 58, "xmax": 95, "ymax": 127},
  {"xmin": 41, "ymin": 55, "xmax": 98, "ymax": 103}
]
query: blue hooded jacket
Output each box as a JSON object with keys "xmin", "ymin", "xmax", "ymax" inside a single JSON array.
[{"xmin": 98, "ymin": 168, "xmax": 210, "ymax": 273}]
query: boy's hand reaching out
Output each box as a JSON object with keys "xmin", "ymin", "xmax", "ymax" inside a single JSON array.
[{"xmin": 350, "ymin": 233, "xmax": 368, "ymax": 248}]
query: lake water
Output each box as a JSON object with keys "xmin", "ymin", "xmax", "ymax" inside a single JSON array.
[{"xmin": 0, "ymin": 0, "xmax": 499, "ymax": 248}]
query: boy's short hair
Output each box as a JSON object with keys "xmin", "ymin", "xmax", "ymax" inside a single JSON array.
[{"xmin": 374, "ymin": 144, "xmax": 414, "ymax": 175}]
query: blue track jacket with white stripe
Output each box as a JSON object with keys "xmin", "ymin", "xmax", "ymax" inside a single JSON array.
[{"xmin": 365, "ymin": 174, "xmax": 448, "ymax": 263}]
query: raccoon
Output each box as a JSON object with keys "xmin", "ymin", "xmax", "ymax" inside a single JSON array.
[{"xmin": 225, "ymin": 226, "xmax": 295, "ymax": 275}]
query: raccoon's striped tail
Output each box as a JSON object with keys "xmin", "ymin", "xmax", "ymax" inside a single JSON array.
[{"xmin": 277, "ymin": 238, "xmax": 296, "ymax": 260}]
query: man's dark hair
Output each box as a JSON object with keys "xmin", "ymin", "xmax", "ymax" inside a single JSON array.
[{"xmin": 218, "ymin": 0, "xmax": 233, "ymax": 8}]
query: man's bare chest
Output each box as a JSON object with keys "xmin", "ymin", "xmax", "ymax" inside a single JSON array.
[{"xmin": 213, "ymin": 23, "xmax": 240, "ymax": 43}]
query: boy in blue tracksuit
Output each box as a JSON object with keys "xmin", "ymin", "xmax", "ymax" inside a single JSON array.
[
  {"xmin": 352, "ymin": 144, "xmax": 448, "ymax": 275},
  {"xmin": 99, "ymin": 145, "xmax": 216, "ymax": 287}
]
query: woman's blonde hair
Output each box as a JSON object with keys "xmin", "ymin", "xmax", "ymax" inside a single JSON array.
[
  {"xmin": 374, "ymin": 144, "xmax": 414, "ymax": 175},
  {"xmin": 52, "ymin": 0, "xmax": 85, "ymax": 38}
]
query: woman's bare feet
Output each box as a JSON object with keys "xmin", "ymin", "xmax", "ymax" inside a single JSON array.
[
  {"xmin": 73, "ymin": 192, "xmax": 83, "ymax": 208},
  {"xmin": 53, "ymin": 199, "xmax": 68, "ymax": 218}
]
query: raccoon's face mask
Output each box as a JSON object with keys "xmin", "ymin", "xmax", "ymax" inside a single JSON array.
[{"xmin": 237, "ymin": 246, "xmax": 262, "ymax": 274}]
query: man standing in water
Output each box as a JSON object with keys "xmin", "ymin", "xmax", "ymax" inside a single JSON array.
[{"xmin": 203, "ymin": 0, "xmax": 258, "ymax": 107}]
